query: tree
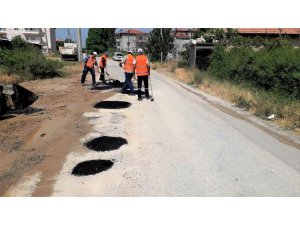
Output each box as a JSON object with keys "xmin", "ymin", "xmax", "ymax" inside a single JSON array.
[
  {"xmin": 146, "ymin": 28, "xmax": 174, "ymax": 61},
  {"xmin": 64, "ymin": 38, "xmax": 74, "ymax": 43},
  {"xmin": 86, "ymin": 28, "xmax": 116, "ymax": 53}
]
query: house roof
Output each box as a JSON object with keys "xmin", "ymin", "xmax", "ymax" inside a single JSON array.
[
  {"xmin": 119, "ymin": 29, "xmax": 145, "ymax": 35},
  {"xmin": 174, "ymin": 28, "xmax": 192, "ymax": 39},
  {"xmin": 237, "ymin": 28, "xmax": 300, "ymax": 35},
  {"xmin": 175, "ymin": 28, "xmax": 191, "ymax": 32}
]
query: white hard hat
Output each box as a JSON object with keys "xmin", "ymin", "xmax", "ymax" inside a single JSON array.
[
  {"xmin": 92, "ymin": 52, "xmax": 97, "ymax": 55},
  {"xmin": 127, "ymin": 49, "xmax": 133, "ymax": 53},
  {"xmin": 137, "ymin": 48, "xmax": 143, "ymax": 53}
]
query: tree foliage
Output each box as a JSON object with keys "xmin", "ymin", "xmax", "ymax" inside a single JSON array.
[
  {"xmin": 86, "ymin": 28, "xmax": 116, "ymax": 53},
  {"xmin": 146, "ymin": 28, "xmax": 174, "ymax": 61}
]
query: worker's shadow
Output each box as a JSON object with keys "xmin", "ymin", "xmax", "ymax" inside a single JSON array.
[
  {"xmin": 90, "ymin": 85, "xmax": 119, "ymax": 91},
  {"xmin": 121, "ymin": 90, "xmax": 146, "ymax": 95}
]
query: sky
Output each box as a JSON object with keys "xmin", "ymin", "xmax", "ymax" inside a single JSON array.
[{"xmin": 55, "ymin": 28, "xmax": 152, "ymax": 48}]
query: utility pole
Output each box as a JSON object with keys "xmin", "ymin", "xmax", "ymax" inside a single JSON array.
[
  {"xmin": 127, "ymin": 33, "xmax": 130, "ymax": 51},
  {"xmin": 68, "ymin": 28, "xmax": 71, "ymax": 42},
  {"xmin": 44, "ymin": 28, "xmax": 49, "ymax": 55},
  {"xmin": 160, "ymin": 28, "xmax": 163, "ymax": 64},
  {"xmin": 77, "ymin": 28, "xmax": 83, "ymax": 62}
]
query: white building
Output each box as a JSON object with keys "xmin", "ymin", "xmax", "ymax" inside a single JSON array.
[
  {"xmin": 172, "ymin": 28, "xmax": 193, "ymax": 59},
  {"xmin": 0, "ymin": 28, "xmax": 56, "ymax": 53},
  {"xmin": 116, "ymin": 29, "xmax": 148, "ymax": 52}
]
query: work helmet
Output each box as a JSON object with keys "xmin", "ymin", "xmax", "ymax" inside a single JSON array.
[
  {"xmin": 92, "ymin": 52, "xmax": 97, "ymax": 55},
  {"xmin": 137, "ymin": 48, "xmax": 143, "ymax": 53},
  {"xmin": 127, "ymin": 49, "xmax": 133, "ymax": 54}
]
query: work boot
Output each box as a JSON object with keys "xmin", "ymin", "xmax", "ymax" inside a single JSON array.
[
  {"xmin": 81, "ymin": 83, "xmax": 84, "ymax": 86},
  {"xmin": 137, "ymin": 97, "xmax": 142, "ymax": 101}
]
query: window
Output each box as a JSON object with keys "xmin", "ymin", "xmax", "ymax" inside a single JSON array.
[
  {"xmin": 0, "ymin": 28, "xmax": 6, "ymax": 31},
  {"xmin": 14, "ymin": 28, "xmax": 19, "ymax": 30}
]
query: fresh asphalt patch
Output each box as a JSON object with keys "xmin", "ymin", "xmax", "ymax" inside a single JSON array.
[
  {"xmin": 85, "ymin": 136, "xmax": 128, "ymax": 152},
  {"xmin": 71, "ymin": 159, "xmax": 113, "ymax": 176},
  {"xmin": 94, "ymin": 101, "xmax": 131, "ymax": 109}
]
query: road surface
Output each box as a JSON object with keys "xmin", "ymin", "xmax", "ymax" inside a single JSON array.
[{"xmin": 6, "ymin": 60, "xmax": 300, "ymax": 196}]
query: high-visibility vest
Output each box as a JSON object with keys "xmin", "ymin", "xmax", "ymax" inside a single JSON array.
[
  {"xmin": 99, "ymin": 55, "xmax": 107, "ymax": 68},
  {"xmin": 86, "ymin": 56, "xmax": 96, "ymax": 68},
  {"xmin": 124, "ymin": 54, "xmax": 135, "ymax": 73},
  {"xmin": 135, "ymin": 55, "xmax": 149, "ymax": 76}
]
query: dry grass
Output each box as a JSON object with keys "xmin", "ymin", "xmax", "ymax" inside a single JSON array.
[
  {"xmin": 151, "ymin": 61, "xmax": 177, "ymax": 72},
  {"xmin": 0, "ymin": 73, "xmax": 22, "ymax": 84},
  {"xmin": 62, "ymin": 62, "xmax": 83, "ymax": 75}
]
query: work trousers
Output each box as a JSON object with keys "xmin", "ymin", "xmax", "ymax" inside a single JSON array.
[
  {"xmin": 122, "ymin": 72, "xmax": 135, "ymax": 94},
  {"xmin": 99, "ymin": 67, "xmax": 105, "ymax": 81},
  {"xmin": 81, "ymin": 66, "xmax": 96, "ymax": 84},
  {"xmin": 137, "ymin": 75, "xmax": 149, "ymax": 98}
]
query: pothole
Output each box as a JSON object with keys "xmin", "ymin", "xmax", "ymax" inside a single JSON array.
[
  {"xmin": 94, "ymin": 101, "xmax": 131, "ymax": 109},
  {"xmin": 72, "ymin": 159, "xmax": 113, "ymax": 176},
  {"xmin": 85, "ymin": 136, "xmax": 128, "ymax": 151}
]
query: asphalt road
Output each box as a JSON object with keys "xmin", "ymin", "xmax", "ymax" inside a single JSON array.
[{"xmin": 52, "ymin": 59, "xmax": 300, "ymax": 196}]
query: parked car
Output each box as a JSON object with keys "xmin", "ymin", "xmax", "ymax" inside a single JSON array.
[{"xmin": 112, "ymin": 52, "xmax": 123, "ymax": 61}]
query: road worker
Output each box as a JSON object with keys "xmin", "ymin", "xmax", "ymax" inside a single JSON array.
[
  {"xmin": 81, "ymin": 52, "xmax": 98, "ymax": 86},
  {"xmin": 99, "ymin": 52, "xmax": 108, "ymax": 81},
  {"xmin": 135, "ymin": 48, "xmax": 150, "ymax": 100},
  {"xmin": 120, "ymin": 49, "xmax": 136, "ymax": 95}
]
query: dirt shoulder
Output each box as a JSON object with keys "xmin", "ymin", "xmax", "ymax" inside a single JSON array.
[{"xmin": 0, "ymin": 73, "xmax": 116, "ymax": 196}]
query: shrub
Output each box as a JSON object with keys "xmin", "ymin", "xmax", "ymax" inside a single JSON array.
[
  {"xmin": 0, "ymin": 37, "xmax": 63, "ymax": 79},
  {"xmin": 209, "ymin": 44, "xmax": 300, "ymax": 99},
  {"xmin": 177, "ymin": 60, "xmax": 188, "ymax": 68}
]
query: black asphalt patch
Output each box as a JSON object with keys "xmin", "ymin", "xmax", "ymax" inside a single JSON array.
[
  {"xmin": 91, "ymin": 85, "xmax": 116, "ymax": 91},
  {"xmin": 72, "ymin": 159, "xmax": 113, "ymax": 176},
  {"xmin": 103, "ymin": 79, "xmax": 124, "ymax": 87},
  {"xmin": 94, "ymin": 101, "xmax": 131, "ymax": 109},
  {"xmin": 85, "ymin": 136, "xmax": 128, "ymax": 151}
]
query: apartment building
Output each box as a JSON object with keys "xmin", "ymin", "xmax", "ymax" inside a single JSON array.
[{"xmin": 0, "ymin": 28, "xmax": 56, "ymax": 53}]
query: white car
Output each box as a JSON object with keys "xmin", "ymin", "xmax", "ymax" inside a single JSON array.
[{"xmin": 112, "ymin": 52, "xmax": 123, "ymax": 61}]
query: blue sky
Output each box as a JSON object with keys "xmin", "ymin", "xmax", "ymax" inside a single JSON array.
[{"xmin": 56, "ymin": 28, "xmax": 152, "ymax": 48}]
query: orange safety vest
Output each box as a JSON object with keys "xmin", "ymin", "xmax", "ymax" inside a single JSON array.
[
  {"xmin": 99, "ymin": 55, "xmax": 107, "ymax": 68},
  {"xmin": 86, "ymin": 56, "xmax": 96, "ymax": 68},
  {"xmin": 124, "ymin": 54, "xmax": 135, "ymax": 73},
  {"xmin": 135, "ymin": 55, "xmax": 149, "ymax": 76}
]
